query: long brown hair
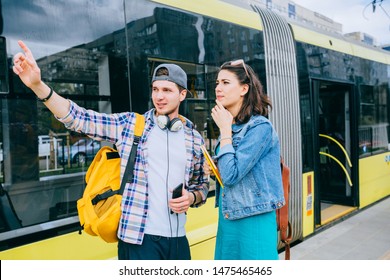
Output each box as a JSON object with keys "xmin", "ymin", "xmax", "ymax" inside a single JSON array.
[{"xmin": 219, "ymin": 60, "xmax": 271, "ymax": 124}]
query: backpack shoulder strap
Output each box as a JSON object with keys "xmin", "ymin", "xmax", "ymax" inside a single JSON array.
[
  {"xmin": 279, "ymin": 157, "xmax": 292, "ymax": 260},
  {"xmin": 134, "ymin": 113, "xmax": 145, "ymax": 138},
  {"xmin": 118, "ymin": 113, "xmax": 145, "ymax": 195}
]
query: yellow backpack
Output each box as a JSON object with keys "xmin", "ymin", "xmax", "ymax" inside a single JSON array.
[{"xmin": 77, "ymin": 113, "xmax": 145, "ymax": 243}]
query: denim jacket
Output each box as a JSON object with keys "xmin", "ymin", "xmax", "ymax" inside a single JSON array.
[{"xmin": 214, "ymin": 115, "xmax": 285, "ymax": 220}]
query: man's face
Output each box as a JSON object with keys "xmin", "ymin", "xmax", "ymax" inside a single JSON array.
[{"xmin": 152, "ymin": 80, "xmax": 186, "ymax": 117}]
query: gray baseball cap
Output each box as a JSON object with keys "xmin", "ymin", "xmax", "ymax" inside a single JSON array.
[{"xmin": 152, "ymin": 63, "xmax": 190, "ymax": 94}]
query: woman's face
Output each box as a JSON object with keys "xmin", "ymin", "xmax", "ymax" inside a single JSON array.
[{"xmin": 215, "ymin": 69, "xmax": 248, "ymax": 116}]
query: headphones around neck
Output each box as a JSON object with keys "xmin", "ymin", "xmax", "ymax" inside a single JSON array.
[{"xmin": 157, "ymin": 115, "xmax": 183, "ymax": 132}]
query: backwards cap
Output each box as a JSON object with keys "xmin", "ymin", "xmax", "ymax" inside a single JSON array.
[{"xmin": 151, "ymin": 64, "xmax": 190, "ymax": 94}]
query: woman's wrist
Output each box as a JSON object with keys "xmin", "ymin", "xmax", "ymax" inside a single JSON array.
[
  {"xmin": 220, "ymin": 128, "xmax": 231, "ymax": 137},
  {"xmin": 220, "ymin": 130, "xmax": 232, "ymax": 140},
  {"xmin": 220, "ymin": 136, "xmax": 232, "ymax": 142}
]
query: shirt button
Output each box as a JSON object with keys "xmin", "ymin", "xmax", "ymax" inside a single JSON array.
[
  {"xmin": 222, "ymin": 192, "xmax": 225, "ymax": 197},
  {"xmin": 224, "ymin": 213, "xmax": 229, "ymax": 219}
]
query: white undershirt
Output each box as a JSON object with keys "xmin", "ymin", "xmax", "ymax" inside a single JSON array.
[{"xmin": 144, "ymin": 117, "xmax": 187, "ymax": 237}]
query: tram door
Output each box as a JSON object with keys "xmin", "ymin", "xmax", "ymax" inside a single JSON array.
[{"xmin": 314, "ymin": 81, "xmax": 356, "ymax": 223}]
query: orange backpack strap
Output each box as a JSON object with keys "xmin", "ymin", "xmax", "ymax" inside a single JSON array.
[{"xmin": 279, "ymin": 157, "xmax": 292, "ymax": 260}]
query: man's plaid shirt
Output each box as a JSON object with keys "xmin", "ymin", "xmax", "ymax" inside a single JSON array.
[{"xmin": 58, "ymin": 101, "xmax": 209, "ymax": 244}]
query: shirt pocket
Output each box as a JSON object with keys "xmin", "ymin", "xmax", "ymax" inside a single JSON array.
[{"xmin": 232, "ymin": 136, "xmax": 241, "ymax": 148}]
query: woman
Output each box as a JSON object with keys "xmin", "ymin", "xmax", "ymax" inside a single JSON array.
[{"xmin": 205, "ymin": 59, "xmax": 285, "ymax": 260}]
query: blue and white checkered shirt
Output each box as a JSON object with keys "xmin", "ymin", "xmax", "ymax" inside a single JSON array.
[{"xmin": 58, "ymin": 101, "xmax": 209, "ymax": 244}]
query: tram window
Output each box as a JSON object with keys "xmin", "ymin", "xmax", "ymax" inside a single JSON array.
[
  {"xmin": 0, "ymin": 142, "xmax": 2, "ymax": 183},
  {"xmin": 359, "ymin": 85, "xmax": 389, "ymax": 156},
  {"xmin": 0, "ymin": 104, "xmax": 3, "ymax": 183},
  {"xmin": 33, "ymin": 48, "xmax": 111, "ymax": 178},
  {"xmin": 0, "ymin": 37, "xmax": 8, "ymax": 94}
]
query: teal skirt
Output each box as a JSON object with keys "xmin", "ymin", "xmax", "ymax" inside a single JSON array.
[{"xmin": 214, "ymin": 195, "xmax": 279, "ymax": 260}]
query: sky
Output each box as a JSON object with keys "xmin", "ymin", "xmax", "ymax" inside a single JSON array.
[{"xmin": 293, "ymin": 0, "xmax": 390, "ymax": 46}]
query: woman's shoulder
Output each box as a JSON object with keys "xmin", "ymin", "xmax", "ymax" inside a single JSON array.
[
  {"xmin": 245, "ymin": 115, "xmax": 273, "ymax": 130},
  {"xmin": 250, "ymin": 114, "xmax": 270, "ymax": 123}
]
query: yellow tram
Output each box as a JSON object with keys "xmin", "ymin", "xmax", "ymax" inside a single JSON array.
[{"xmin": 0, "ymin": 0, "xmax": 389, "ymax": 259}]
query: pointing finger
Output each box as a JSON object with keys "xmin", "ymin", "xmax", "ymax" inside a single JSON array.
[{"xmin": 18, "ymin": 40, "xmax": 35, "ymax": 60}]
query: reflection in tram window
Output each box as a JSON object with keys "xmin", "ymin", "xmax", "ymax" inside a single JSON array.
[{"xmin": 359, "ymin": 85, "xmax": 389, "ymax": 157}]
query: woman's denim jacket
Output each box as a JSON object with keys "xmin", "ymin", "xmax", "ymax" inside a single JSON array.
[{"xmin": 214, "ymin": 115, "xmax": 285, "ymax": 220}]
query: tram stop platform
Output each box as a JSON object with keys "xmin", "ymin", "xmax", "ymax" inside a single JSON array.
[{"xmin": 280, "ymin": 195, "xmax": 390, "ymax": 260}]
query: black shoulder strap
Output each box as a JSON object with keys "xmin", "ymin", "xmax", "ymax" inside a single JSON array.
[{"xmin": 118, "ymin": 113, "xmax": 145, "ymax": 195}]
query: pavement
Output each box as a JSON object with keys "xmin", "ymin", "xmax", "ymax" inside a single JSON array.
[{"xmin": 280, "ymin": 195, "xmax": 390, "ymax": 260}]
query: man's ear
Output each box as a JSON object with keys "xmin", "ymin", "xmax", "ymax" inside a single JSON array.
[{"xmin": 179, "ymin": 89, "xmax": 187, "ymax": 101}]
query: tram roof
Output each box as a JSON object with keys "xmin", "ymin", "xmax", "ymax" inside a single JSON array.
[{"xmin": 153, "ymin": 0, "xmax": 390, "ymax": 65}]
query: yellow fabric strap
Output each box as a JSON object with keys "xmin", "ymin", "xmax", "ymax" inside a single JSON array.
[{"xmin": 134, "ymin": 113, "xmax": 145, "ymax": 136}]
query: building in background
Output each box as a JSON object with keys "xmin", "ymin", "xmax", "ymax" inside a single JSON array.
[
  {"xmin": 222, "ymin": 0, "xmax": 381, "ymax": 46},
  {"xmin": 344, "ymin": 32, "xmax": 376, "ymax": 46}
]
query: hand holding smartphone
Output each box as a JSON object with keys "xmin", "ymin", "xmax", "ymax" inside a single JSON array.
[
  {"xmin": 170, "ymin": 183, "xmax": 183, "ymax": 214},
  {"xmin": 172, "ymin": 183, "xmax": 183, "ymax": 199}
]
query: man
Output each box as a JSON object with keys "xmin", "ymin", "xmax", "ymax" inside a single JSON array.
[{"xmin": 13, "ymin": 40, "xmax": 209, "ymax": 260}]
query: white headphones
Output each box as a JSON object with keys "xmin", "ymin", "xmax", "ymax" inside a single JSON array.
[{"xmin": 157, "ymin": 115, "xmax": 183, "ymax": 132}]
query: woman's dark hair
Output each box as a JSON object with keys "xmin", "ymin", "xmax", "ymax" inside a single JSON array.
[{"xmin": 219, "ymin": 60, "xmax": 272, "ymax": 123}]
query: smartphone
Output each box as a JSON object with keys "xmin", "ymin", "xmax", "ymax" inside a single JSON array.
[{"xmin": 172, "ymin": 183, "xmax": 183, "ymax": 199}]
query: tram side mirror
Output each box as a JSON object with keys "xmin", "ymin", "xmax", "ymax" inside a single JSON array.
[{"xmin": 0, "ymin": 36, "xmax": 9, "ymax": 94}]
